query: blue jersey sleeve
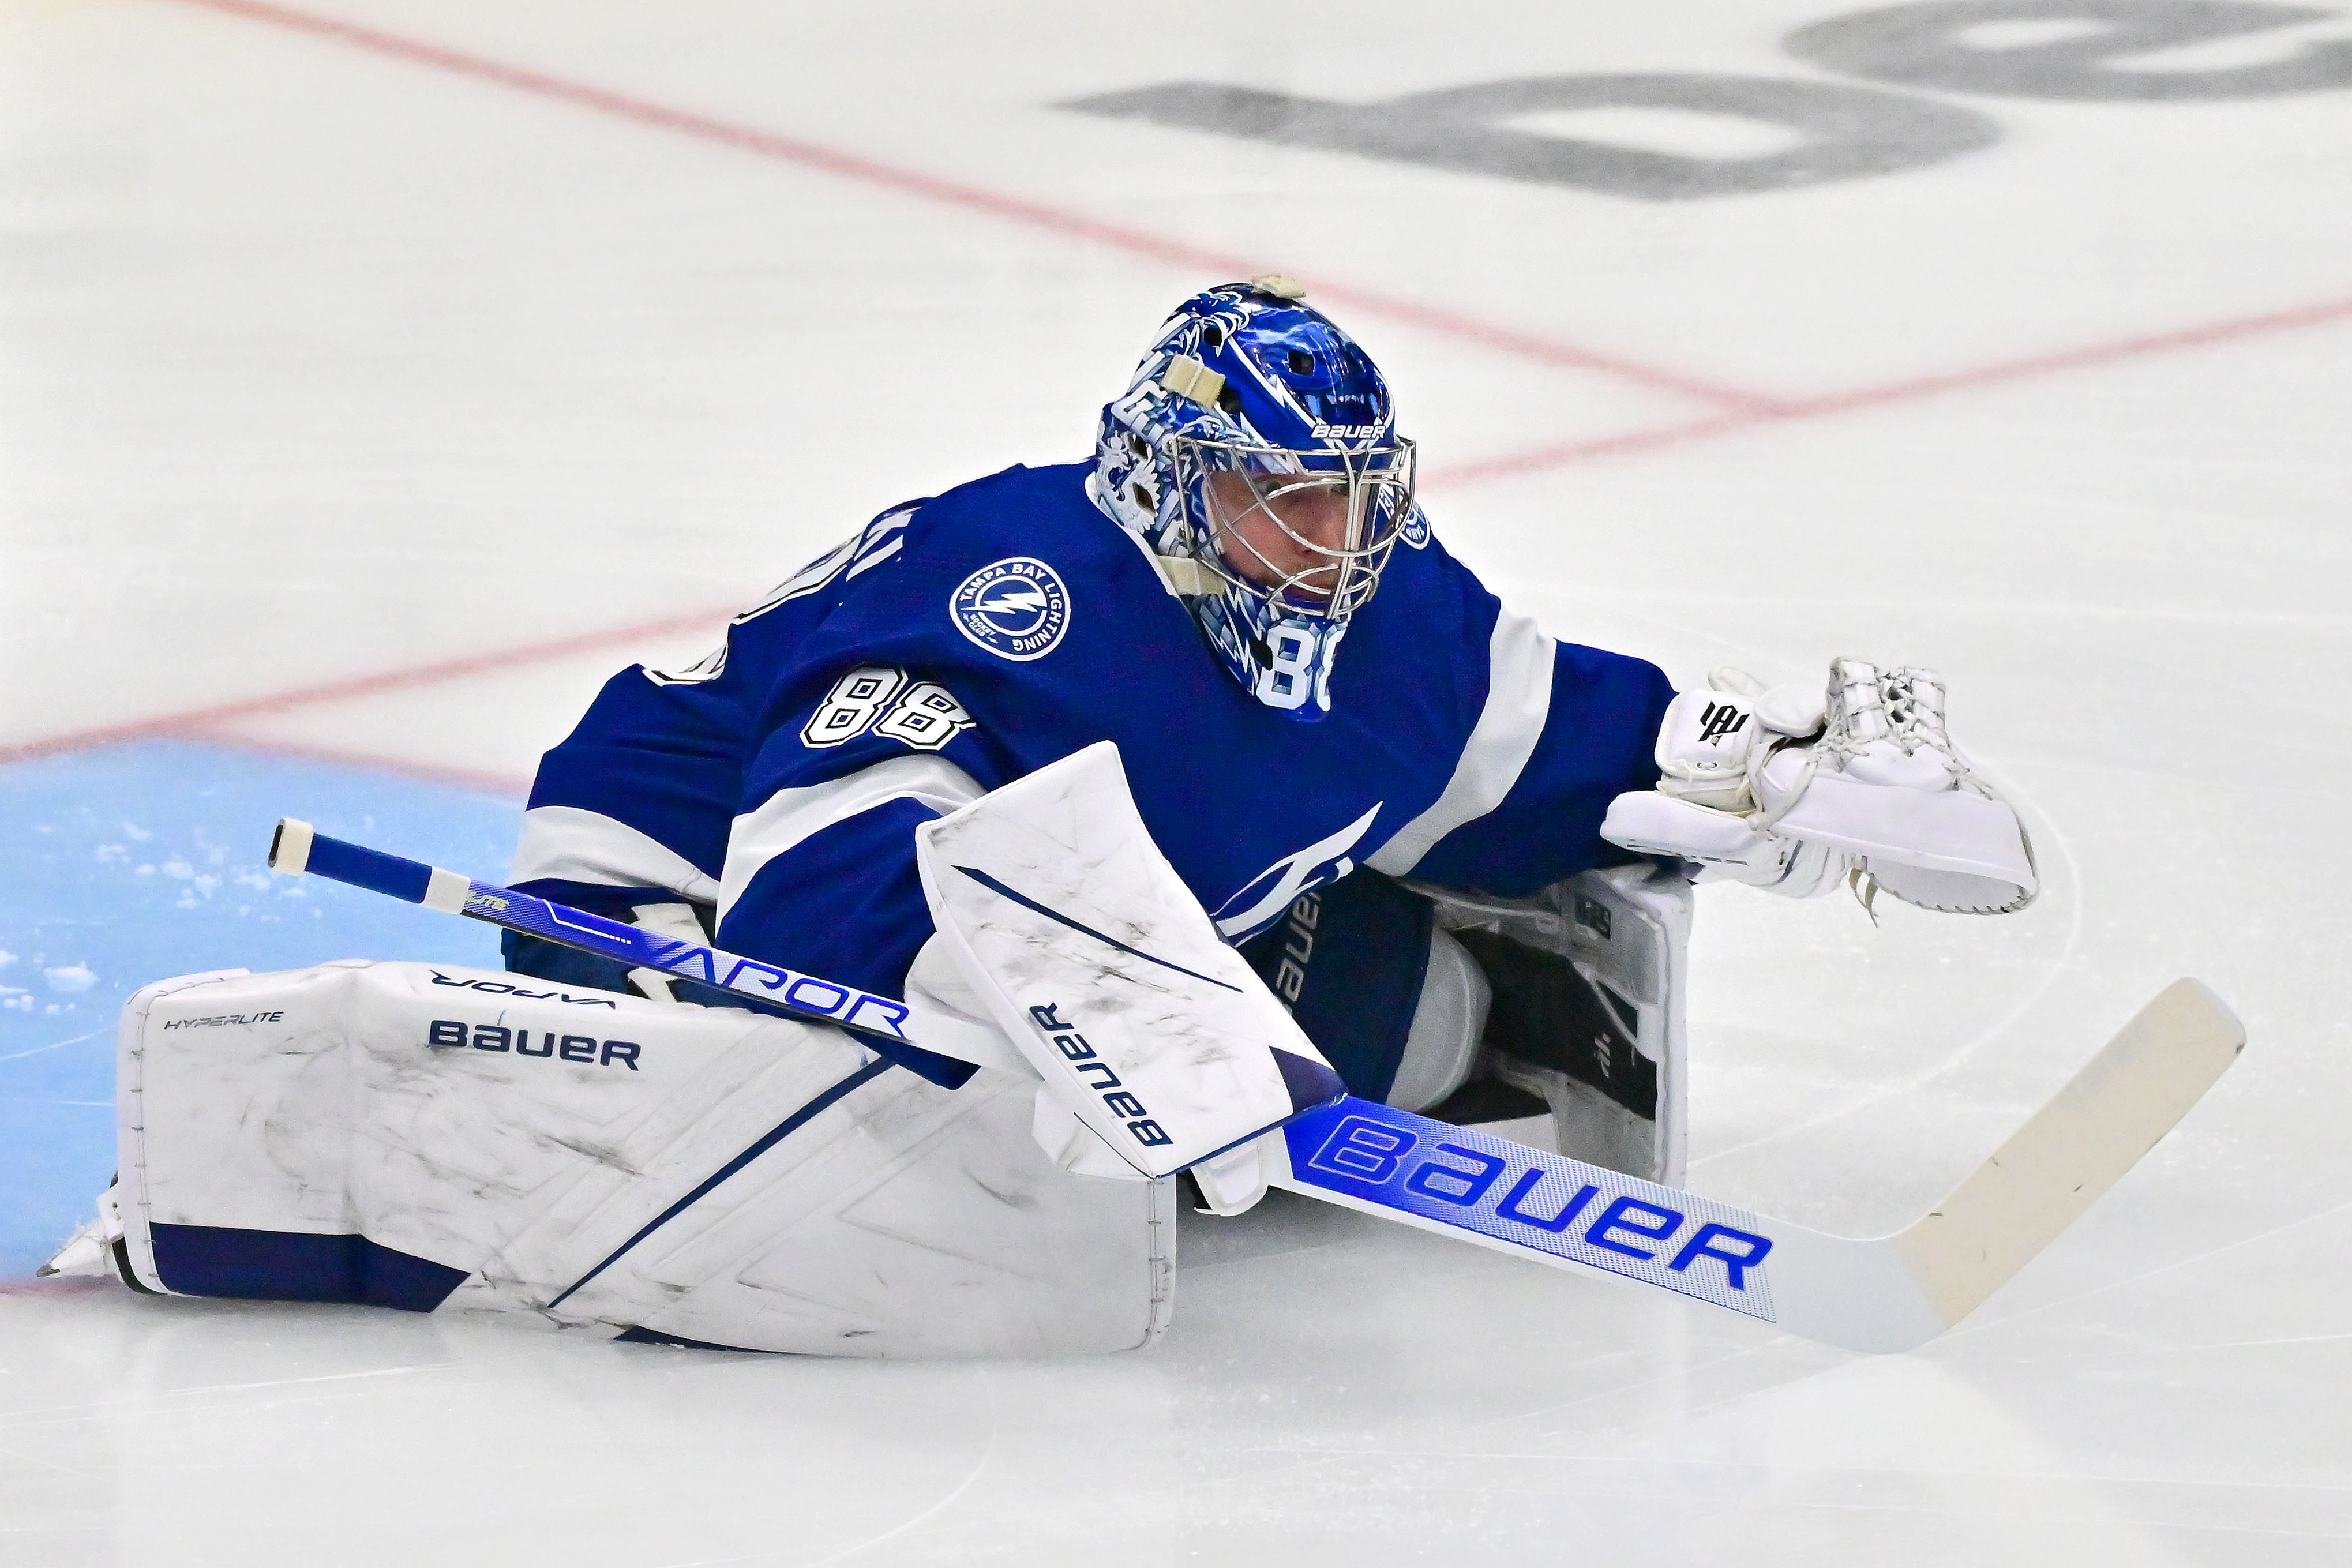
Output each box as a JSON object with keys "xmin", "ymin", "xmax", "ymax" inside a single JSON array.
[
  {"xmin": 513, "ymin": 665, "xmax": 748, "ymax": 917},
  {"xmin": 507, "ymin": 509, "xmax": 920, "ymax": 920},
  {"xmin": 715, "ymin": 658, "xmax": 1015, "ymax": 1002},
  {"xmin": 1405, "ymin": 641, "xmax": 1674, "ymax": 896},
  {"xmin": 718, "ymin": 802, "xmax": 944, "ymax": 1001}
]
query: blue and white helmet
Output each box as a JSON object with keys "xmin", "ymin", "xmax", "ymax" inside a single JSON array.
[{"xmin": 1090, "ymin": 278, "xmax": 1423, "ymax": 722}]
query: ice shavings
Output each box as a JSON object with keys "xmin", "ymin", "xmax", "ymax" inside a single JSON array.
[{"xmin": 44, "ymin": 964, "xmax": 97, "ymax": 993}]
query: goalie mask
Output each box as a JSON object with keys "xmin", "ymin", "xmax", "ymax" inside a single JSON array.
[{"xmin": 1090, "ymin": 278, "xmax": 1423, "ymax": 722}]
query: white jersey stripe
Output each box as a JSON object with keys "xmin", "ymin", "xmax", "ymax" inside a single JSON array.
[
  {"xmin": 508, "ymin": 804, "xmax": 725, "ymax": 905},
  {"xmin": 719, "ymin": 755, "xmax": 985, "ymax": 922},
  {"xmin": 844, "ymin": 534, "xmax": 903, "ymax": 578},
  {"xmin": 1366, "ymin": 606, "xmax": 1555, "ymax": 878}
]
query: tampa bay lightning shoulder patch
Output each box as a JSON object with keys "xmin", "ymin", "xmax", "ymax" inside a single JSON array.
[{"xmin": 949, "ymin": 557, "xmax": 1071, "ymax": 661}]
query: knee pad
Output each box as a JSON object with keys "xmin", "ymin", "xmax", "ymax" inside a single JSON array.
[{"xmin": 1385, "ymin": 925, "xmax": 1490, "ymax": 1115}]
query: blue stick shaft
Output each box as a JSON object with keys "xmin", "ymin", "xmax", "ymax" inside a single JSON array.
[{"xmin": 268, "ymin": 818, "xmax": 976, "ymax": 1089}]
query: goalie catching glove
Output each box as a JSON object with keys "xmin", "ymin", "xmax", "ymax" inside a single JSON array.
[{"xmin": 1601, "ymin": 658, "xmax": 2037, "ymax": 914}]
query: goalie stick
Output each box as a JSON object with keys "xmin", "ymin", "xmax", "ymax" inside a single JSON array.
[
  {"xmin": 1272, "ymin": 978, "xmax": 2241, "ymax": 1351},
  {"xmin": 265, "ymin": 817, "xmax": 996, "ymax": 1089},
  {"xmin": 272, "ymin": 819, "xmax": 2241, "ymax": 1351}
]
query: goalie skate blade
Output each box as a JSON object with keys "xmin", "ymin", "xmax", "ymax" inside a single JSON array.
[{"xmin": 1269, "ymin": 978, "xmax": 2242, "ymax": 1353}]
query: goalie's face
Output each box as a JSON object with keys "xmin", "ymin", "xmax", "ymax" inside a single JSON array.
[
  {"xmin": 1177, "ymin": 437, "xmax": 1416, "ymax": 614},
  {"xmin": 1203, "ymin": 468, "xmax": 1351, "ymax": 599}
]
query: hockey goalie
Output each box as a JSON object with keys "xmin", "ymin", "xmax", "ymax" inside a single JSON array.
[{"xmin": 46, "ymin": 279, "xmax": 2043, "ymax": 1356}]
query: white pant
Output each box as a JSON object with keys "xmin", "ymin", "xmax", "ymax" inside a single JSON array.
[{"xmin": 115, "ymin": 961, "xmax": 1173, "ymax": 1357}]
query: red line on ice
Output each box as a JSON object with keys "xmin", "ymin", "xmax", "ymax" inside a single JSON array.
[
  {"xmin": 160, "ymin": 0, "xmax": 1772, "ymax": 415},
  {"xmin": 14, "ymin": 283, "xmax": 2351, "ymax": 764},
  {"xmin": 10, "ymin": 0, "xmax": 2338, "ymax": 767},
  {"xmin": 0, "ymin": 605, "xmax": 733, "ymax": 767},
  {"xmin": 1432, "ymin": 291, "xmax": 2352, "ymax": 487},
  {"xmin": 195, "ymin": 733, "xmax": 535, "ymax": 800}
]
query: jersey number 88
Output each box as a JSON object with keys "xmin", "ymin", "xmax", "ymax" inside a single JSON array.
[{"xmin": 802, "ymin": 666, "xmax": 977, "ymax": 754}]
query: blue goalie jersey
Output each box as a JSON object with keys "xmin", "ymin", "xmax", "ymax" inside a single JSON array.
[{"xmin": 508, "ymin": 461, "xmax": 1674, "ymax": 1006}]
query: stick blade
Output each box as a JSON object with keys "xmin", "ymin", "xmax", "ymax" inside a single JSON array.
[{"xmin": 1893, "ymin": 977, "xmax": 2244, "ymax": 1331}]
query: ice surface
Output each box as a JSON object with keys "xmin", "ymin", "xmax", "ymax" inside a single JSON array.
[{"xmin": 3, "ymin": 0, "xmax": 2348, "ymax": 1562}]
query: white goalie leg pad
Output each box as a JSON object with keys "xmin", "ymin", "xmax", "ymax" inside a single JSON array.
[
  {"xmin": 1543, "ymin": 865, "xmax": 1693, "ymax": 1186},
  {"xmin": 115, "ymin": 961, "xmax": 1172, "ymax": 1356},
  {"xmin": 1415, "ymin": 865, "xmax": 1691, "ymax": 1186},
  {"xmin": 915, "ymin": 742, "xmax": 1345, "ymax": 1181},
  {"xmin": 44, "ymin": 969, "xmax": 251, "ymax": 1281}
]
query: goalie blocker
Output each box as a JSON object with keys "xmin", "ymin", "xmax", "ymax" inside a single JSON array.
[{"xmin": 911, "ymin": 743, "xmax": 1348, "ymax": 1181}]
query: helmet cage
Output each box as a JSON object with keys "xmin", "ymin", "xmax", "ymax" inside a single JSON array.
[{"xmin": 1165, "ymin": 433, "xmax": 1416, "ymax": 618}]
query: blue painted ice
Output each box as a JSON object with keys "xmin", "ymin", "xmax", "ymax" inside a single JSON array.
[{"xmin": 0, "ymin": 741, "xmax": 518, "ymax": 1276}]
